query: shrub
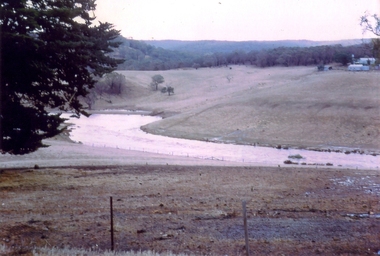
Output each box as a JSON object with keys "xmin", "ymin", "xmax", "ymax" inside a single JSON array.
[
  {"xmin": 284, "ymin": 160, "xmax": 298, "ymax": 164},
  {"xmin": 94, "ymin": 73, "xmax": 127, "ymax": 95},
  {"xmin": 288, "ymin": 154, "xmax": 303, "ymax": 159}
]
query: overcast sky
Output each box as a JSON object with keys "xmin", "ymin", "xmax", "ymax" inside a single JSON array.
[{"xmin": 94, "ymin": 0, "xmax": 380, "ymax": 41}]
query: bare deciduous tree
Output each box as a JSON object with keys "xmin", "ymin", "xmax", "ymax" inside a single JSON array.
[
  {"xmin": 84, "ymin": 91, "xmax": 97, "ymax": 110},
  {"xmin": 360, "ymin": 12, "xmax": 380, "ymax": 36},
  {"xmin": 94, "ymin": 72, "xmax": 127, "ymax": 95},
  {"xmin": 360, "ymin": 12, "xmax": 380, "ymax": 61}
]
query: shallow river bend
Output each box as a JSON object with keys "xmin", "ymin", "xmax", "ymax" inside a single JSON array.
[{"xmin": 67, "ymin": 114, "xmax": 379, "ymax": 169}]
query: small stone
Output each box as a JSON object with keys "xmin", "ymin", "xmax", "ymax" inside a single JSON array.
[{"xmin": 316, "ymin": 248, "xmax": 323, "ymax": 253}]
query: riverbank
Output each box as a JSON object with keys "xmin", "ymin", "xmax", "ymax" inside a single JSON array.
[
  {"xmin": 3, "ymin": 111, "xmax": 378, "ymax": 170},
  {"xmin": 0, "ymin": 138, "xmax": 253, "ymax": 170},
  {"xmin": 65, "ymin": 114, "xmax": 379, "ymax": 169}
]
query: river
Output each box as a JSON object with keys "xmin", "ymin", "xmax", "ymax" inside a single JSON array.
[{"xmin": 66, "ymin": 113, "xmax": 379, "ymax": 169}]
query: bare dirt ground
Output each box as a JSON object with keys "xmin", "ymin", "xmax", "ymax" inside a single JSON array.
[
  {"xmin": 1, "ymin": 165, "xmax": 380, "ymax": 255},
  {"xmin": 1, "ymin": 66, "xmax": 380, "ymax": 255}
]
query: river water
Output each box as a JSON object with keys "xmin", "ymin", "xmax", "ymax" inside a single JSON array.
[{"xmin": 66, "ymin": 113, "xmax": 379, "ymax": 169}]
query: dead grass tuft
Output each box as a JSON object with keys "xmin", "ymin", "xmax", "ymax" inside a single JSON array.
[{"xmin": 31, "ymin": 246, "xmax": 195, "ymax": 256}]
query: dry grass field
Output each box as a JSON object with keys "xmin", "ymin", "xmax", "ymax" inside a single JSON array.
[
  {"xmin": 112, "ymin": 66, "xmax": 379, "ymax": 152},
  {"xmin": 1, "ymin": 66, "xmax": 380, "ymax": 255}
]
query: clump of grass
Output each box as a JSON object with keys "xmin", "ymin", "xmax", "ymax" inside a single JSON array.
[
  {"xmin": 288, "ymin": 154, "xmax": 304, "ymax": 159},
  {"xmin": 284, "ymin": 160, "xmax": 298, "ymax": 165},
  {"xmin": 0, "ymin": 244, "xmax": 12, "ymax": 255},
  {"xmin": 31, "ymin": 246, "xmax": 195, "ymax": 256}
]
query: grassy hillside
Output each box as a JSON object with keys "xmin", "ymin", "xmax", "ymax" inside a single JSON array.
[{"xmin": 92, "ymin": 66, "xmax": 380, "ymax": 152}]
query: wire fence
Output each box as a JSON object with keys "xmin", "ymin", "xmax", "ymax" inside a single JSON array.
[
  {"xmin": 84, "ymin": 141, "xmax": 380, "ymax": 170},
  {"xmin": 86, "ymin": 142, "xmax": 269, "ymax": 164}
]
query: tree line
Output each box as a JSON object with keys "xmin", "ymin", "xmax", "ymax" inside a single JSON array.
[
  {"xmin": 111, "ymin": 37, "xmax": 377, "ymax": 70},
  {"xmin": 144, "ymin": 39, "xmax": 363, "ymax": 55},
  {"xmin": 111, "ymin": 37, "xmax": 195, "ymax": 70}
]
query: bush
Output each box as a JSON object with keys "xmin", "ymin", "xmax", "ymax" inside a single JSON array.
[
  {"xmin": 94, "ymin": 72, "xmax": 127, "ymax": 95},
  {"xmin": 284, "ymin": 160, "xmax": 298, "ymax": 164},
  {"xmin": 288, "ymin": 154, "xmax": 303, "ymax": 159}
]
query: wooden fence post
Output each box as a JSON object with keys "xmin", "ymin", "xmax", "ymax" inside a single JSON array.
[
  {"xmin": 242, "ymin": 201, "xmax": 250, "ymax": 256},
  {"xmin": 110, "ymin": 196, "xmax": 114, "ymax": 251}
]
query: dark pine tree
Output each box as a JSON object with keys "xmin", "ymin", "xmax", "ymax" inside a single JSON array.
[{"xmin": 0, "ymin": 0, "xmax": 124, "ymax": 154}]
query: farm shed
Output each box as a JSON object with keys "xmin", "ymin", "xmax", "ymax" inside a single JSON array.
[{"xmin": 347, "ymin": 64, "xmax": 369, "ymax": 71}]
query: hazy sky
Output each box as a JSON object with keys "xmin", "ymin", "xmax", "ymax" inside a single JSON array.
[{"xmin": 94, "ymin": 0, "xmax": 380, "ymax": 41}]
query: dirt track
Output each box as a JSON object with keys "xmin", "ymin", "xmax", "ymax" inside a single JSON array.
[{"xmin": 1, "ymin": 165, "xmax": 380, "ymax": 255}]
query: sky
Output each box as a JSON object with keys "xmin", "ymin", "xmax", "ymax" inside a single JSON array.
[{"xmin": 94, "ymin": 0, "xmax": 380, "ymax": 41}]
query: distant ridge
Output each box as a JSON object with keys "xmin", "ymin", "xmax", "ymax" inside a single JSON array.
[
  {"xmin": 143, "ymin": 39, "xmax": 368, "ymax": 54},
  {"xmin": 112, "ymin": 36, "xmax": 372, "ymax": 70}
]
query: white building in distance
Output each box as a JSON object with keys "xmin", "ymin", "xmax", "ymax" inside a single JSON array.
[
  {"xmin": 348, "ymin": 64, "xmax": 370, "ymax": 71},
  {"xmin": 355, "ymin": 58, "xmax": 376, "ymax": 65}
]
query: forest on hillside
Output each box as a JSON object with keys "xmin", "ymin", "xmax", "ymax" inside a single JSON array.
[
  {"xmin": 110, "ymin": 37, "xmax": 377, "ymax": 70},
  {"xmin": 144, "ymin": 39, "xmax": 366, "ymax": 54}
]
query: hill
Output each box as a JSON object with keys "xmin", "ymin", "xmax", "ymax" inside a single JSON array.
[
  {"xmin": 91, "ymin": 66, "xmax": 380, "ymax": 153},
  {"xmin": 143, "ymin": 39, "xmax": 368, "ymax": 54},
  {"xmin": 111, "ymin": 37, "xmax": 372, "ymax": 70}
]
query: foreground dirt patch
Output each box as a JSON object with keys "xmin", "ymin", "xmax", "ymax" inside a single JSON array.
[{"xmin": 1, "ymin": 166, "xmax": 379, "ymax": 255}]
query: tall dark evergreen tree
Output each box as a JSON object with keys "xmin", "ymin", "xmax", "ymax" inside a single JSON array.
[{"xmin": 0, "ymin": 0, "xmax": 123, "ymax": 154}]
